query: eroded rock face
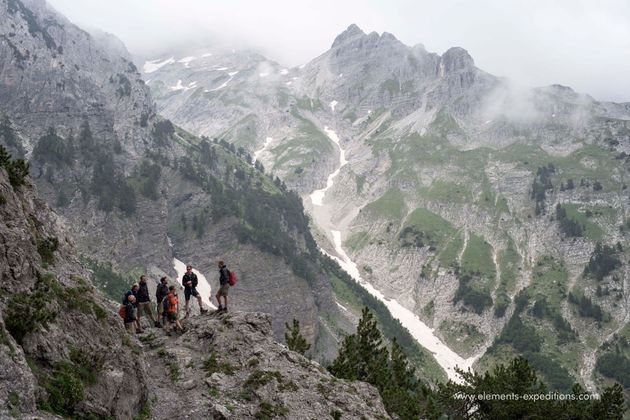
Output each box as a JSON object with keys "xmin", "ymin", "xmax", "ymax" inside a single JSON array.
[
  {"xmin": 0, "ymin": 168, "xmax": 147, "ymax": 418},
  {"xmin": 141, "ymin": 311, "xmax": 390, "ymax": 420}
]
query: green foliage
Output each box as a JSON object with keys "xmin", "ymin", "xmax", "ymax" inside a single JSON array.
[
  {"xmin": 284, "ymin": 319, "xmax": 311, "ymax": 355},
  {"xmin": 36, "ymin": 236, "xmax": 58, "ymax": 266},
  {"xmin": 597, "ymin": 352, "xmax": 630, "ymax": 387},
  {"xmin": 494, "ymin": 315, "xmax": 542, "ymax": 354},
  {"xmin": 77, "ymin": 119, "xmax": 96, "ymax": 157},
  {"xmin": 135, "ymin": 159, "xmax": 162, "ymax": 200},
  {"xmin": 453, "ymin": 272, "xmax": 493, "ymax": 314},
  {"xmin": 0, "ymin": 144, "xmax": 29, "ymax": 187},
  {"xmin": 4, "ymin": 272, "xmax": 58, "ymax": 344},
  {"xmin": 115, "ymin": 74, "xmax": 132, "ymax": 97},
  {"xmin": 434, "ymin": 357, "xmax": 625, "ymax": 419},
  {"xmin": 556, "ymin": 203, "xmax": 583, "ymax": 237},
  {"xmin": 568, "ymin": 291, "xmax": 607, "ymax": 322},
  {"xmin": 329, "ymin": 308, "xmax": 430, "ymax": 419},
  {"xmin": 32, "ymin": 127, "xmax": 75, "ymax": 167},
  {"xmin": 90, "ymin": 151, "xmax": 137, "ymax": 215},
  {"xmin": 584, "ymin": 242, "xmax": 622, "ymax": 281},
  {"xmin": 0, "ymin": 114, "xmax": 24, "ymax": 158},
  {"xmin": 254, "ymin": 401, "xmax": 288, "ymax": 419},
  {"xmin": 399, "ymin": 208, "xmax": 455, "ymax": 251},
  {"xmin": 40, "ymin": 362, "xmax": 84, "ymax": 416},
  {"xmin": 364, "ymin": 188, "xmax": 407, "ymax": 220},
  {"xmin": 531, "ymin": 164, "xmax": 555, "ymax": 215},
  {"xmin": 83, "ymin": 257, "xmax": 133, "ymax": 301},
  {"xmin": 203, "ymin": 352, "xmax": 237, "ymax": 376},
  {"xmin": 168, "ymin": 362, "xmax": 180, "ymax": 382},
  {"xmin": 152, "ymin": 119, "xmax": 175, "ymax": 147}
]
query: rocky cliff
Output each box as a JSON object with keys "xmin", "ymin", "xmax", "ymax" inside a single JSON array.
[{"xmin": 0, "ymin": 155, "xmax": 146, "ymax": 418}]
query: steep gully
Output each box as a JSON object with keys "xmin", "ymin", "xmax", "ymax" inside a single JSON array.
[{"xmin": 305, "ymin": 107, "xmax": 476, "ymax": 382}]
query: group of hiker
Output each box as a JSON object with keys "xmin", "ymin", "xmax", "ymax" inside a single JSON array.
[{"xmin": 120, "ymin": 261, "xmax": 233, "ymax": 334}]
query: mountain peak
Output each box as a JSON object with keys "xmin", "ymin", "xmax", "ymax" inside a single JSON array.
[
  {"xmin": 440, "ymin": 47, "xmax": 475, "ymax": 73},
  {"xmin": 332, "ymin": 24, "xmax": 366, "ymax": 48}
]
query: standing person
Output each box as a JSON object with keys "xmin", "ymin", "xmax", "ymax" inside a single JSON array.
[
  {"xmin": 123, "ymin": 283, "xmax": 142, "ymax": 333},
  {"xmin": 182, "ymin": 264, "xmax": 207, "ymax": 318},
  {"xmin": 165, "ymin": 285, "xmax": 183, "ymax": 333},
  {"xmin": 155, "ymin": 276, "xmax": 169, "ymax": 327},
  {"xmin": 137, "ymin": 275, "xmax": 160, "ymax": 328},
  {"xmin": 215, "ymin": 261, "xmax": 230, "ymax": 312},
  {"xmin": 124, "ymin": 295, "xmax": 137, "ymax": 334}
]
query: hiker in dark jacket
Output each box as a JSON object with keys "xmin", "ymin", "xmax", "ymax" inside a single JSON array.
[
  {"xmin": 155, "ymin": 276, "xmax": 169, "ymax": 327},
  {"xmin": 124, "ymin": 295, "xmax": 137, "ymax": 334},
  {"xmin": 182, "ymin": 264, "xmax": 207, "ymax": 318},
  {"xmin": 137, "ymin": 275, "xmax": 160, "ymax": 328},
  {"xmin": 123, "ymin": 283, "xmax": 142, "ymax": 333},
  {"xmin": 215, "ymin": 261, "xmax": 230, "ymax": 312}
]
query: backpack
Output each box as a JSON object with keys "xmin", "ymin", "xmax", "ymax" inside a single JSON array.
[
  {"xmin": 163, "ymin": 295, "xmax": 170, "ymax": 312},
  {"xmin": 228, "ymin": 269, "xmax": 236, "ymax": 286},
  {"xmin": 118, "ymin": 305, "xmax": 126, "ymax": 319}
]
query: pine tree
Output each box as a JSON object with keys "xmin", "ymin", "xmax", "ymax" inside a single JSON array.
[
  {"xmin": 330, "ymin": 307, "xmax": 389, "ymax": 385},
  {"xmin": 284, "ymin": 319, "xmax": 310, "ymax": 355}
]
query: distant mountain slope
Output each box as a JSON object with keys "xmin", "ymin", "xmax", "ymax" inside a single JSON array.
[{"xmin": 143, "ymin": 22, "xmax": 630, "ymax": 400}]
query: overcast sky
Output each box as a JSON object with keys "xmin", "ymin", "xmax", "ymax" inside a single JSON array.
[{"xmin": 47, "ymin": 0, "xmax": 630, "ymax": 102}]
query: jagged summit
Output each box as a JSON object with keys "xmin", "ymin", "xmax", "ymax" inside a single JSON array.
[
  {"xmin": 440, "ymin": 46, "xmax": 475, "ymax": 73},
  {"xmin": 331, "ymin": 23, "xmax": 366, "ymax": 48}
]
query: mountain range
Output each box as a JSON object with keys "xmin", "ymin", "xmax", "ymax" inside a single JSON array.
[{"xmin": 2, "ymin": 0, "xmax": 630, "ymax": 416}]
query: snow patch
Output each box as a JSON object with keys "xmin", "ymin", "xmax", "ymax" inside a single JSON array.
[
  {"xmin": 143, "ymin": 57, "xmax": 175, "ymax": 73},
  {"xmin": 228, "ymin": 71, "xmax": 239, "ymax": 77},
  {"xmin": 309, "ymin": 127, "xmax": 347, "ymax": 206},
  {"xmin": 178, "ymin": 56, "xmax": 196, "ymax": 67},
  {"xmin": 330, "ymin": 100, "xmax": 338, "ymax": 113},
  {"xmin": 173, "ymin": 258, "xmax": 216, "ymax": 310},
  {"xmin": 322, "ymin": 231, "xmax": 474, "ymax": 383},
  {"xmin": 201, "ymin": 53, "xmax": 213, "ymax": 58},
  {"xmin": 286, "ymin": 81, "xmax": 292, "ymax": 86},
  {"xmin": 217, "ymin": 67, "xmax": 229, "ymax": 71},
  {"xmin": 253, "ymin": 137, "xmax": 273, "ymax": 165},
  {"xmin": 339, "ymin": 73, "xmax": 343, "ymax": 78},
  {"xmin": 259, "ymin": 72, "xmax": 270, "ymax": 77},
  {"xmin": 280, "ymin": 69, "xmax": 289, "ymax": 75},
  {"xmin": 336, "ymin": 301, "xmax": 349, "ymax": 312}
]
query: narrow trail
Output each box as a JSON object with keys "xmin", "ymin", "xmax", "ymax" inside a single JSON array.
[{"xmin": 306, "ymin": 123, "xmax": 475, "ymax": 382}]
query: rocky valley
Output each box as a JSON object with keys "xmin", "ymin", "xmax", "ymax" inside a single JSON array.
[{"xmin": 2, "ymin": 0, "xmax": 630, "ymax": 418}]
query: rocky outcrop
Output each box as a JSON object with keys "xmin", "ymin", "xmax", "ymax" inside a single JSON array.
[
  {"xmin": 141, "ymin": 311, "xmax": 389, "ymax": 419},
  {"xmin": 0, "ymin": 166, "xmax": 146, "ymax": 418}
]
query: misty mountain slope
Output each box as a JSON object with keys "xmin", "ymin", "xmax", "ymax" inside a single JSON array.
[{"xmin": 143, "ymin": 22, "xmax": 630, "ymax": 397}]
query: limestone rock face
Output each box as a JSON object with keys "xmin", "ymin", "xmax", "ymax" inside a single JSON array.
[
  {"xmin": 141, "ymin": 311, "xmax": 390, "ymax": 420},
  {"xmin": 0, "ymin": 168, "xmax": 146, "ymax": 418}
]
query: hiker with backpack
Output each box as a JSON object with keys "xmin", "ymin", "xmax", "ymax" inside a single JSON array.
[
  {"xmin": 123, "ymin": 295, "xmax": 137, "ymax": 334},
  {"xmin": 156, "ymin": 276, "xmax": 169, "ymax": 327},
  {"xmin": 137, "ymin": 275, "xmax": 160, "ymax": 328},
  {"xmin": 215, "ymin": 260, "xmax": 233, "ymax": 312},
  {"xmin": 182, "ymin": 264, "xmax": 207, "ymax": 318},
  {"xmin": 165, "ymin": 285, "xmax": 183, "ymax": 333},
  {"xmin": 122, "ymin": 283, "xmax": 142, "ymax": 333}
]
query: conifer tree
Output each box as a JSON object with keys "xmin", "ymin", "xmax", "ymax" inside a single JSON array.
[{"xmin": 284, "ymin": 319, "xmax": 310, "ymax": 355}]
